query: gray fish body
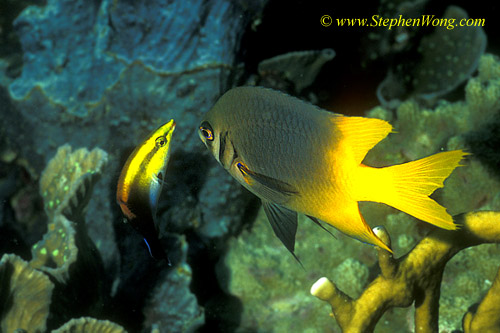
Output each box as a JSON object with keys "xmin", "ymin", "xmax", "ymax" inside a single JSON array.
[
  {"xmin": 203, "ymin": 86, "xmax": 341, "ymax": 208},
  {"xmin": 199, "ymin": 86, "xmax": 465, "ymax": 258}
]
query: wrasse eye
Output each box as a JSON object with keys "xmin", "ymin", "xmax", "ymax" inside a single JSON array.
[
  {"xmin": 155, "ymin": 136, "xmax": 166, "ymax": 147},
  {"xmin": 199, "ymin": 121, "xmax": 214, "ymax": 141}
]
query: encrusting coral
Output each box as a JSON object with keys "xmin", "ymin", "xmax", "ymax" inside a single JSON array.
[
  {"xmin": 257, "ymin": 49, "xmax": 335, "ymax": 93},
  {"xmin": 32, "ymin": 144, "xmax": 108, "ymax": 283},
  {"xmin": 311, "ymin": 211, "xmax": 500, "ymax": 332},
  {"xmin": 39, "ymin": 144, "xmax": 108, "ymax": 221},
  {"xmin": 51, "ymin": 316, "xmax": 126, "ymax": 333},
  {"xmin": 376, "ymin": 5, "xmax": 487, "ymax": 107},
  {"xmin": 0, "ymin": 253, "xmax": 54, "ymax": 333},
  {"xmin": 0, "ymin": 144, "xmax": 127, "ymax": 331},
  {"xmin": 29, "ymin": 213, "xmax": 78, "ymax": 284}
]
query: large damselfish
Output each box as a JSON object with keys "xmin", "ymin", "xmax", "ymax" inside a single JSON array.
[
  {"xmin": 198, "ymin": 86, "xmax": 465, "ymax": 257},
  {"xmin": 117, "ymin": 120, "xmax": 175, "ymax": 264}
]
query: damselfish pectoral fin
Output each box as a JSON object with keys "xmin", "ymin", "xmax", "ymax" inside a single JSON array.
[
  {"xmin": 236, "ymin": 162, "xmax": 298, "ymax": 204},
  {"xmin": 262, "ymin": 201, "xmax": 302, "ymax": 264}
]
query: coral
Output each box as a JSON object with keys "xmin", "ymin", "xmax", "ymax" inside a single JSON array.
[
  {"xmin": 3, "ymin": 134, "xmax": 219, "ymax": 333},
  {"xmin": 362, "ymin": 0, "xmax": 429, "ymax": 64},
  {"xmin": 32, "ymin": 144, "xmax": 108, "ymax": 283},
  {"xmin": 8, "ymin": 0, "xmax": 249, "ymax": 118},
  {"xmin": 366, "ymin": 54, "xmax": 500, "ymax": 216},
  {"xmin": 463, "ymin": 266, "xmax": 500, "ymax": 332},
  {"xmin": 143, "ymin": 235, "xmax": 205, "ymax": 332},
  {"xmin": 0, "ymin": 253, "xmax": 54, "ymax": 333},
  {"xmin": 30, "ymin": 214, "xmax": 78, "ymax": 283},
  {"xmin": 29, "ymin": 144, "xmax": 110, "ymax": 329},
  {"xmin": 2, "ymin": 0, "xmax": 498, "ymax": 331},
  {"xmin": 195, "ymin": 164, "xmax": 255, "ymax": 238},
  {"xmin": 257, "ymin": 49, "xmax": 335, "ymax": 93},
  {"xmin": 367, "ymin": 54, "xmax": 500, "ymax": 165},
  {"xmin": 0, "ymin": 0, "xmax": 39, "ymax": 78},
  {"xmin": 2, "ymin": 0, "xmax": 267, "ymax": 272},
  {"xmin": 218, "ymin": 208, "xmax": 355, "ymax": 331},
  {"xmin": 411, "ymin": 6, "xmax": 486, "ymax": 99},
  {"xmin": 218, "ymin": 53, "xmax": 500, "ymax": 331},
  {"xmin": 2, "ymin": 0, "xmax": 267, "ymax": 327},
  {"xmin": 311, "ymin": 211, "xmax": 500, "ymax": 332},
  {"xmin": 52, "ymin": 317, "xmax": 126, "ymax": 333},
  {"xmin": 331, "ymin": 258, "xmax": 369, "ymax": 298},
  {"xmin": 39, "ymin": 144, "xmax": 108, "ymax": 220},
  {"xmin": 376, "ymin": 6, "xmax": 487, "ymax": 106}
]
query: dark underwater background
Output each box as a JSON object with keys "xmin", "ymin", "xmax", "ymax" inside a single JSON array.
[{"xmin": 1, "ymin": 0, "xmax": 499, "ymax": 332}]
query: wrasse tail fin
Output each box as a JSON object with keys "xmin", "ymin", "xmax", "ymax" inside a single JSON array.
[
  {"xmin": 144, "ymin": 238, "xmax": 172, "ymax": 266},
  {"xmin": 358, "ymin": 150, "xmax": 467, "ymax": 229}
]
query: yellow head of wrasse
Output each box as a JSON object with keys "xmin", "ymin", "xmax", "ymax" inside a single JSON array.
[{"xmin": 116, "ymin": 119, "xmax": 175, "ymax": 262}]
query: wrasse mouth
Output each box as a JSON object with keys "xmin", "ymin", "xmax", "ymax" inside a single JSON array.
[{"xmin": 159, "ymin": 119, "xmax": 176, "ymax": 134}]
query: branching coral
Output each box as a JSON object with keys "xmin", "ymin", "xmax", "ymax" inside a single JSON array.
[
  {"xmin": 311, "ymin": 211, "xmax": 500, "ymax": 332},
  {"xmin": 463, "ymin": 265, "xmax": 500, "ymax": 332}
]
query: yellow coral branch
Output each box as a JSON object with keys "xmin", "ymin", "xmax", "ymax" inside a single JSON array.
[
  {"xmin": 311, "ymin": 211, "xmax": 500, "ymax": 331},
  {"xmin": 463, "ymin": 266, "xmax": 500, "ymax": 332}
]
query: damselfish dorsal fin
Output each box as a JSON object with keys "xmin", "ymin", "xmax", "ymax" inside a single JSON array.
[
  {"xmin": 262, "ymin": 201, "xmax": 302, "ymax": 266},
  {"xmin": 333, "ymin": 115, "xmax": 393, "ymax": 164}
]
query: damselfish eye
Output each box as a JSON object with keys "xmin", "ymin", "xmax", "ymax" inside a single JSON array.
[
  {"xmin": 199, "ymin": 121, "xmax": 214, "ymax": 141},
  {"xmin": 155, "ymin": 136, "xmax": 166, "ymax": 147}
]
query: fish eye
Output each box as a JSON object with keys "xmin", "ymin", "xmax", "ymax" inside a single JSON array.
[
  {"xmin": 199, "ymin": 121, "xmax": 214, "ymax": 141},
  {"xmin": 155, "ymin": 136, "xmax": 166, "ymax": 147}
]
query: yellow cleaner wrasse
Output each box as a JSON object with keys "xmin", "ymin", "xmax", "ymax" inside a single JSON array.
[
  {"xmin": 117, "ymin": 120, "xmax": 175, "ymax": 265},
  {"xmin": 198, "ymin": 86, "xmax": 466, "ymax": 258}
]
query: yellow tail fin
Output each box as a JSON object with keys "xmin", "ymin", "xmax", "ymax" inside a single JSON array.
[{"xmin": 357, "ymin": 150, "xmax": 467, "ymax": 229}]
